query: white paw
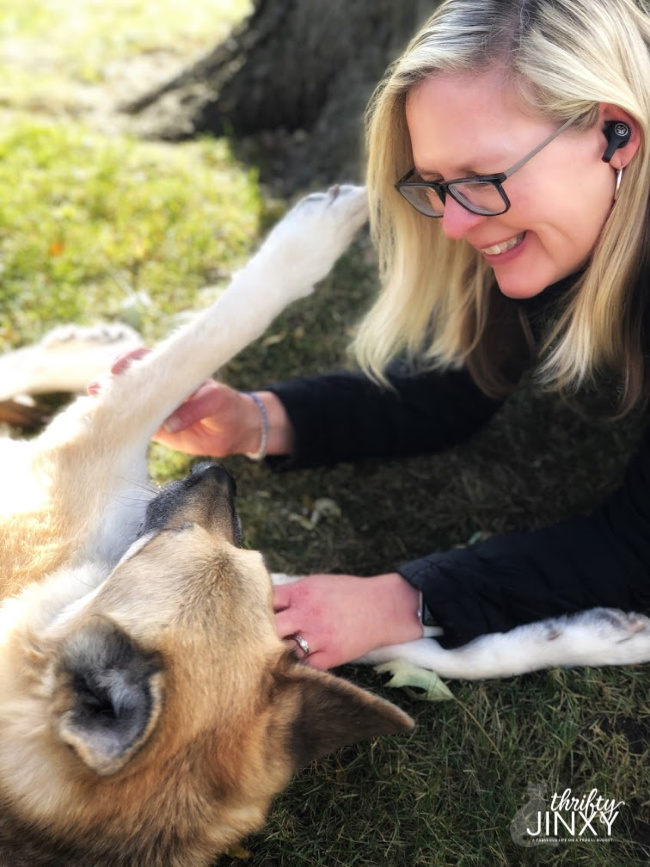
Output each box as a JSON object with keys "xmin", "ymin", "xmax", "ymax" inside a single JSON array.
[
  {"xmin": 559, "ymin": 608, "xmax": 650, "ymax": 665},
  {"xmin": 40, "ymin": 323, "xmax": 142, "ymax": 351},
  {"xmin": 254, "ymin": 185, "xmax": 368, "ymax": 297},
  {"xmin": 459, "ymin": 608, "xmax": 650, "ymax": 676}
]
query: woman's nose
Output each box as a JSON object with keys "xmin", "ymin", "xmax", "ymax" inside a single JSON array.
[{"xmin": 440, "ymin": 196, "xmax": 486, "ymax": 240}]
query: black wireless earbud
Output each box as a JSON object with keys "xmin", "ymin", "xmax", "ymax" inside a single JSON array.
[{"xmin": 602, "ymin": 121, "xmax": 631, "ymax": 163}]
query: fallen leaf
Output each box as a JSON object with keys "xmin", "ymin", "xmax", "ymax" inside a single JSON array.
[
  {"xmin": 225, "ymin": 844, "xmax": 252, "ymax": 860},
  {"xmin": 288, "ymin": 513, "xmax": 315, "ymax": 531},
  {"xmin": 374, "ymin": 659, "xmax": 454, "ymax": 702},
  {"xmin": 262, "ymin": 331, "xmax": 286, "ymax": 347},
  {"xmin": 309, "ymin": 497, "xmax": 342, "ymax": 525}
]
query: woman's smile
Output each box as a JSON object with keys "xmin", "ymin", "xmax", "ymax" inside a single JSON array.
[{"xmin": 478, "ymin": 232, "xmax": 527, "ymax": 257}]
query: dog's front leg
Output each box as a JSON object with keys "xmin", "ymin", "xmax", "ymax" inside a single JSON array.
[
  {"xmin": 89, "ymin": 185, "xmax": 369, "ymax": 447},
  {"xmin": 34, "ymin": 186, "xmax": 368, "ymax": 567}
]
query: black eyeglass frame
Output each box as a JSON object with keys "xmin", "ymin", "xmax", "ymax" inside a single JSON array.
[{"xmin": 395, "ymin": 115, "xmax": 577, "ymax": 218}]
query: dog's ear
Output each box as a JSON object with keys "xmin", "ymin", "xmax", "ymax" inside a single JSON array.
[
  {"xmin": 56, "ymin": 622, "xmax": 164, "ymax": 776},
  {"xmin": 275, "ymin": 661, "xmax": 414, "ymax": 769}
]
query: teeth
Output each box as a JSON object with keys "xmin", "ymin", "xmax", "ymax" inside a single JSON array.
[{"xmin": 481, "ymin": 233, "xmax": 525, "ymax": 256}]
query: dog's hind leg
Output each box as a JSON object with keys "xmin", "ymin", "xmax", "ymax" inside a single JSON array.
[
  {"xmin": 0, "ymin": 324, "xmax": 143, "ymax": 401},
  {"xmin": 361, "ymin": 607, "xmax": 650, "ymax": 679}
]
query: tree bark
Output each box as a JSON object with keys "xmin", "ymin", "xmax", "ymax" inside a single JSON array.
[{"xmin": 124, "ymin": 0, "xmax": 438, "ymax": 192}]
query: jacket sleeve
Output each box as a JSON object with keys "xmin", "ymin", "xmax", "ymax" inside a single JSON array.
[
  {"xmin": 264, "ymin": 361, "xmax": 505, "ymax": 470},
  {"xmin": 400, "ymin": 423, "xmax": 650, "ymax": 648}
]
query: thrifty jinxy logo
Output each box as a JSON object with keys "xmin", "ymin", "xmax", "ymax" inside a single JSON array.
[{"xmin": 510, "ymin": 783, "xmax": 625, "ymax": 847}]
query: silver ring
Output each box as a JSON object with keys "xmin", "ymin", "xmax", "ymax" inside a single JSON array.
[{"xmin": 291, "ymin": 634, "xmax": 310, "ymax": 656}]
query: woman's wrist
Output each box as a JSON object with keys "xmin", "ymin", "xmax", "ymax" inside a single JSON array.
[
  {"xmin": 241, "ymin": 391, "xmax": 295, "ymax": 458},
  {"xmin": 373, "ymin": 572, "xmax": 425, "ymax": 645}
]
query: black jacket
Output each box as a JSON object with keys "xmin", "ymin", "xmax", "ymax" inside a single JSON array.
[{"xmin": 265, "ymin": 280, "xmax": 650, "ymax": 649}]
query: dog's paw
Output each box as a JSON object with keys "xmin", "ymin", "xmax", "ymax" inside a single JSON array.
[
  {"xmin": 40, "ymin": 323, "xmax": 142, "ymax": 351},
  {"xmin": 561, "ymin": 608, "xmax": 650, "ymax": 664},
  {"xmin": 498, "ymin": 608, "xmax": 650, "ymax": 672},
  {"xmin": 253, "ymin": 185, "xmax": 368, "ymax": 298}
]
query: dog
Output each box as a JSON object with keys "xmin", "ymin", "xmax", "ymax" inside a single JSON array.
[{"xmin": 0, "ymin": 185, "xmax": 414, "ymax": 867}]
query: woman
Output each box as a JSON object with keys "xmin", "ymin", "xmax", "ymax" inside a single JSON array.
[{"xmin": 132, "ymin": 0, "xmax": 650, "ymax": 670}]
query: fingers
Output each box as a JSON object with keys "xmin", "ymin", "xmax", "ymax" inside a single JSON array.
[
  {"xmin": 290, "ymin": 646, "xmax": 329, "ymax": 670},
  {"xmin": 273, "ymin": 572, "xmax": 402, "ymax": 671},
  {"xmin": 87, "ymin": 378, "xmax": 106, "ymax": 396},
  {"xmin": 111, "ymin": 346, "xmax": 150, "ymax": 375},
  {"xmin": 274, "ymin": 579, "xmax": 334, "ymax": 669},
  {"xmin": 88, "ymin": 347, "xmax": 151, "ymax": 395},
  {"xmin": 274, "ymin": 606, "xmax": 303, "ymax": 641},
  {"xmin": 274, "ymin": 581, "xmax": 318, "ymax": 666},
  {"xmin": 162, "ymin": 380, "xmax": 224, "ymax": 433},
  {"xmin": 272, "ymin": 581, "xmax": 293, "ymax": 612},
  {"xmin": 282, "ymin": 633, "xmax": 330, "ymax": 669}
]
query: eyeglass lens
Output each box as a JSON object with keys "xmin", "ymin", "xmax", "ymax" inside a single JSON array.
[{"xmin": 401, "ymin": 179, "xmax": 507, "ymax": 217}]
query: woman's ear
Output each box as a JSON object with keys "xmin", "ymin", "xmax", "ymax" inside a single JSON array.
[{"xmin": 598, "ymin": 103, "xmax": 642, "ymax": 169}]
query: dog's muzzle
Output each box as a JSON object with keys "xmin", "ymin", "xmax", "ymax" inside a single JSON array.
[{"xmin": 142, "ymin": 462, "xmax": 242, "ymax": 546}]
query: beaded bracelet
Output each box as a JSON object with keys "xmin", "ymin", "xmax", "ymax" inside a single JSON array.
[{"xmin": 244, "ymin": 392, "xmax": 269, "ymax": 461}]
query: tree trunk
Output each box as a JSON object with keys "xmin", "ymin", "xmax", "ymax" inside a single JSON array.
[{"xmin": 124, "ymin": 0, "xmax": 439, "ymax": 192}]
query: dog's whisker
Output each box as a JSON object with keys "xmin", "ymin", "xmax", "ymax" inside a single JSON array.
[
  {"xmin": 108, "ymin": 493, "xmax": 155, "ymax": 505},
  {"xmin": 110, "ymin": 473, "xmax": 160, "ymax": 492}
]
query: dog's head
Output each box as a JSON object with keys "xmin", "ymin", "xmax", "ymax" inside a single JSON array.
[{"xmin": 0, "ymin": 463, "xmax": 412, "ymax": 866}]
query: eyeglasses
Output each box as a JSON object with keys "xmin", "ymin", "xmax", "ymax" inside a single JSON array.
[{"xmin": 395, "ymin": 116, "xmax": 577, "ymax": 218}]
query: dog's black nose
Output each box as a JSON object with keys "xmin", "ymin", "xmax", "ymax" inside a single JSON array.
[
  {"xmin": 191, "ymin": 461, "xmax": 221, "ymax": 478},
  {"xmin": 189, "ymin": 462, "xmax": 237, "ymax": 496}
]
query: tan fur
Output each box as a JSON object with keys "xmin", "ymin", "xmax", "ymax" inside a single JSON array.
[{"xmin": 0, "ymin": 187, "xmax": 412, "ymax": 866}]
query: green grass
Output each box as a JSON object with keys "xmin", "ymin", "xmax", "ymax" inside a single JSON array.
[
  {"xmin": 2, "ymin": 2, "xmax": 650, "ymax": 865},
  {"xmin": 243, "ymin": 667, "xmax": 649, "ymax": 866},
  {"xmin": 0, "ymin": 0, "xmax": 251, "ymax": 108},
  {"xmin": 0, "ymin": 117, "xmax": 261, "ymax": 349}
]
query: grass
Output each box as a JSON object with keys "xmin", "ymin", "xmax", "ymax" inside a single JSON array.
[
  {"xmin": 0, "ymin": 117, "xmax": 260, "ymax": 349},
  {"xmin": 0, "ymin": 0, "xmax": 251, "ymax": 110},
  {"xmin": 1, "ymin": 2, "xmax": 649, "ymax": 865}
]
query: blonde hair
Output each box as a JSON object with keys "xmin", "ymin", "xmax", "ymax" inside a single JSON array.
[{"xmin": 356, "ymin": 0, "xmax": 650, "ymax": 413}]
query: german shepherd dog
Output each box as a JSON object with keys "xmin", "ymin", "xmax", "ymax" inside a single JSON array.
[{"xmin": 0, "ymin": 186, "xmax": 413, "ymax": 867}]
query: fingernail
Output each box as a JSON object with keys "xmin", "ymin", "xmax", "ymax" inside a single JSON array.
[{"xmin": 163, "ymin": 415, "xmax": 182, "ymax": 433}]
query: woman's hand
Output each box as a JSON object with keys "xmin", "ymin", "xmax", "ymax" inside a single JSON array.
[
  {"xmin": 274, "ymin": 572, "xmax": 423, "ymax": 669},
  {"xmin": 150, "ymin": 379, "xmax": 264, "ymax": 457},
  {"xmin": 89, "ymin": 348, "xmax": 295, "ymax": 458}
]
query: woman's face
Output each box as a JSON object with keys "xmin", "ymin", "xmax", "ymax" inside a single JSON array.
[{"xmin": 405, "ymin": 69, "xmax": 621, "ymax": 299}]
